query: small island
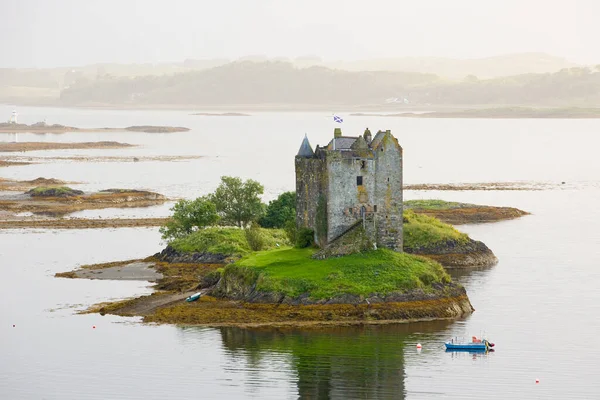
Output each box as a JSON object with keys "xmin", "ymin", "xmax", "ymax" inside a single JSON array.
[
  {"xmin": 0, "ymin": 186, "xmax": 167, "ymax": 216},
  {"xmin": 0, "ymin": 121, "xmax": 190, "ymax": 133},
  {"xmin": 405, "ymin": 199, "xmax": 529, "ymax": 225},
  {"xmin": 55, "ymin": 128, "xmax": 522, "ymax": 327}
]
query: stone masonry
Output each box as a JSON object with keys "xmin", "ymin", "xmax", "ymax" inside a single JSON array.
[{"xmin": 295, "ymin": 127, "xmax": 403, "ymax": 251}]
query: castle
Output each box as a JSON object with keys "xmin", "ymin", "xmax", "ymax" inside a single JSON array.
[{"xmin": 295, "ymin": 127, "xmax": 403, "ymax": 252}]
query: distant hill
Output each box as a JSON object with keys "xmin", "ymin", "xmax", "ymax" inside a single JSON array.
[
  {"xmin": 318, "ymin": 53, "xmax": 578, "ymax": 79},
  {"xmin": 55, "ymin": 61, "xmax": 600, "ymax": 108},
  {"xmin": 58, "ymin": 61, "xmax": 441, "ymax": 106},
  {"xmin": 1, "ymin": 54, "xmax": 598, "ymax": 109}
]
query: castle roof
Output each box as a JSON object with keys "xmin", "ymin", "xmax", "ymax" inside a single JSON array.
[
  {"xmin": 297, "ymin": 134, "xmax": 315, "ymax": 157},
  {"xmin": 327, "ymin": 136, "xmax": 359, "ymax": 150},
  {"xmin": 370, "ymin": 131, "xmax": 387, "ymax": 149}
]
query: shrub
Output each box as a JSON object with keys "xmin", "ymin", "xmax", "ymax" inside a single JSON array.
[
  {"xmin": 296, "ymin": 228, "xmax": 315, "ymax": 248},
  {"xmin": 245, "ymin": 224, "xmax": 265, "ymax": 251},
  {"xmin": 284, "ymin": 219, "xmax": 297, "ymax": 244}
]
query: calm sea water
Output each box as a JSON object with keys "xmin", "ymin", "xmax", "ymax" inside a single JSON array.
[{"xmin": 1, "ymin": 105, "xmax": 600, "ymax": 399}]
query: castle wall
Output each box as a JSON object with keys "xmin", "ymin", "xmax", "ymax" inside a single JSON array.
[
  {"xmin": 373, "ymin": 135, "xmax": 403, "ymax": 251},
  {"xmin": 326, "ymin": 153, "xmax": 376, "ymax": 242},
  {"xmin": 295, "ymin": 157, "xmax": 327, "ymax": 242},
  {"xmin": 295, "ymin": 130, "xmax": 403, "ymax": 252}
]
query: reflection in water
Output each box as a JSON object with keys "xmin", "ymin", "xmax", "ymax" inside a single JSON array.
[
  {"xmin": 220, "ymin": 325, "xmax": 406, "ymax": 399},
  {"xmin": 212, "ymin": 321, "xmax": 450, "ymax": 399}
]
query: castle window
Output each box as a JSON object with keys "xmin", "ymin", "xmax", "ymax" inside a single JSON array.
[
  {"xmin": 374, "ymin": 205, "xmax": 377, "ymax": 212},
  {"xmin": 387, "ymin": 177, "xmax": 390, "ymax": 183},
  {"xmin": 357, "ymin": 176, "xmax": 363, "ymax": 186},
  {"xmin": 360, "ymin": 160, "xmax": 366, "ymax": 169}
]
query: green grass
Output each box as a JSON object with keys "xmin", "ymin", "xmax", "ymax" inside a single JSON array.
[
  {"xmin": 404, "ymin": 199, "xmax": 475, "ymax": 210},
  {"xmin": 231, "ymin": 247, "xmax": 450, "ymax": 299},
  {"xmin": 403, "ymin": 210, "xmax": 468, "ymax": 249},
  {"xmin": 169, "ymin": 227, "xmax": 290, "ymax": 256}
]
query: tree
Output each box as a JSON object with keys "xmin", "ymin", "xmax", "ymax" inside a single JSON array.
[
  {"xmin": 210, "ymin": 176, "xmax": 264, "ymax": 228},
  {"xmin": 159, "ymin": 197, "xmax": 219, "ymax": 240},
  {"xmin": 259, "ymin": 191, "xmax": 296, "ymax": 228}
]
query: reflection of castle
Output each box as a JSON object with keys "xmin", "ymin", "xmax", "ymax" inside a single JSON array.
[
  {"xmin": 219, "ymin": 326, "xmax": 406, "ymax": 399},
  {"xmin": 296, "ymin": 128, "xmax": 403, "ymax": 251}
]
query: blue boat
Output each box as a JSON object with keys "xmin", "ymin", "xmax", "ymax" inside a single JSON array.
[
  {"xmin": 186, "ymin": 292, "xmax": 202, "ymax": 302},
  {"xmin": 445, "ymin": 336, "xmax": 495, "ymax": 351}
]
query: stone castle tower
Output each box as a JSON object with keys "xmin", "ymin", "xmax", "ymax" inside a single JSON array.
[{"xmin": 295, "ymin": 127, "xmax": 403, "ymax": 251}]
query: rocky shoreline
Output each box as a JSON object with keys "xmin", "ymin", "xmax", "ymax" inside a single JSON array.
[
  {"xmin": 405, "ymin": 238, "xmax": 498, "ymax": 268},
  {"xmin": 57, "ymin": 243, "xmax": 480, "ymax": 327}
]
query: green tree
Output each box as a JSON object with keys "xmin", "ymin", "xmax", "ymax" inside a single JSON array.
[
  {"xmin": 259, "ymin": 191, "xmax": 296, "ymax": 228},
  {"xmin": 160, "ymin": 197, "xmax": 219, "ymax": 240},
  {"xmin": 210, "ymin": 176, "xmax": 264, "ymax": 228}
]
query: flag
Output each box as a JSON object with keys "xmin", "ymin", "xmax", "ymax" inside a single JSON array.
[{"xmin": 333, "ymin": 115, "xmax": 343, "ymax": 123}]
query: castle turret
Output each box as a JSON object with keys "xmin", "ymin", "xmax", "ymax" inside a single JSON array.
[
  {"xmin": 334, "ymin": 127, "xmax": 342, "ymax": 138},
  {"xmin": 296, "ymin": 134, "xmax": 315, "ymax": 158},
  {"xmin": 363, "ymin": 128, "xmax": 372, "ymax": 144}
]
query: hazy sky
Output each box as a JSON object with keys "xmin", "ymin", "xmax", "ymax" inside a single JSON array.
[{"xmin": 2, "ymin": 0, "xmax": 599, "ymax": 68}]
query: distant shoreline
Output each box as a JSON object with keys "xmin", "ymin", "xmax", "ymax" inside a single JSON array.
[
  {"xmin": 4, "ymin": 102, "xmax": 600, "ymax": 118},
  {"xmin": 0, "ymin": 123, "xmax": 190, "ymax": 133},
  {"xmin": 351, "ymin": 107, "xmax": 600, "ymax": 118}
]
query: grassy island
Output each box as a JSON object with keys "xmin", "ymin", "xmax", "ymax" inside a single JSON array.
[
  {"xmin": 55, "ymin": 179, "xmax": 508, "ymax": 326},
  {"xmin": 405, "ymin": 199, "xmax": 529, "ymax": 225},
  {"xmin": 0, "ymin": 186, "xmax": 167, "ymax": 216},
  {"xmin": 70, "ymin": 219, "xmax": 480, "ymax": 326}
]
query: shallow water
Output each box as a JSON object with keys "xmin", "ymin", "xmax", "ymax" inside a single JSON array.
[{"xmin": 1, "ymin": 106, "xmax": 600, "ymax": 399}]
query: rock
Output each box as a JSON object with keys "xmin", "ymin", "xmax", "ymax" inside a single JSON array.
[
  {"xmin": 154, "ymin": 245, "xmax": 229, "ymax": 264},
  {"xmin": 405, "ymin": 238, "xmax": 498, "ymax": 268}
]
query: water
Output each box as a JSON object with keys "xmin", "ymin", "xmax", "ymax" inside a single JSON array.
[{"xmin": 1, "ymin": 106, "xmax": 600, "ymax": 399}]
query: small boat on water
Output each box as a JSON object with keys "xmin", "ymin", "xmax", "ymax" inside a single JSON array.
[
  {"xmin": 445, "ymin": 336, "xmax": 495, "ymax": 351},
  {"xmin": 186, "ymin": 292, "xmax": 202, "ymax": 302}
]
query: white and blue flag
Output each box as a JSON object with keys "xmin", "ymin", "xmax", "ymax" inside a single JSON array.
[{"xmin": 333, "ymin": 115, "xmax": 343, "ymax": 123}]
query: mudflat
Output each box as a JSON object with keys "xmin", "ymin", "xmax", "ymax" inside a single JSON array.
[{"xmin": 0, "ymin": 141, "xmax": 133, "ymax": 152}]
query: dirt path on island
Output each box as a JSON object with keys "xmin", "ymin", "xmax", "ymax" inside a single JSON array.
[{"xmin": 118, "ymin": 290, "xmax": 204, "ymax": 316}]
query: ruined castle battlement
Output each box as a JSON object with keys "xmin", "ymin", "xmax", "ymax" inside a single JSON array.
[{"xmin": 295, "ymin": 127, "xmax": 403, "ymax": 251}]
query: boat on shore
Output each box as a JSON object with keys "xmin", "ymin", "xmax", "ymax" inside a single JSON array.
[
  {"xmin": 445, "ymin": 336, "xmax": 495, "ymax": 351},
  {"xmin": 186, "ymin": 292, "xmax": 202, "ymax": 302}
]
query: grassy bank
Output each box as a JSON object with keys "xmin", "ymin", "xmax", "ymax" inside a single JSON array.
[
  {"xmin": 225, "ymin": 247, "xmax": 450, "ymax": 300},
  {"xmin": 169, "ymin": 227, "xmax": 290, "ymax": 256},
  {"xmin": 403, "ymin": 210, "xmax": 469, "ymax": 249}
]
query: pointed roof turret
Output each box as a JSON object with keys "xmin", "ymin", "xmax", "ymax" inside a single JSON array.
[{"xmin": 297, "ymin": 134, "xmax": 315, "ymax": 157}]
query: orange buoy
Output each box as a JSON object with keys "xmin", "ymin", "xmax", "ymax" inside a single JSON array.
[
  {"xmin": 416, "ymin": 343, "xmax": 422, "ymax": 349},
  {"xmin": 535, "ymin": 379, "xmax": 540, "ymax": 384},
  {"xmin": 92, "ymin": 325, "xmax": 96, "ymax": 329}
]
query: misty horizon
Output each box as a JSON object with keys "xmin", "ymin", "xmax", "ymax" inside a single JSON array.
[{"xmin": 2, "ymin": 0, "xmax": 600, "ymax": 69}]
